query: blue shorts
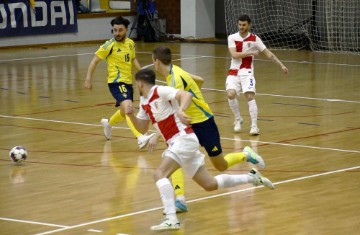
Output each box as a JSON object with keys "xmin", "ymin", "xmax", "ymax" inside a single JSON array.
[
  {"xmin": 108, "ymin": 82, "xmax": 134, "ymax": 107},
  {"xmin": 191, "ymin": 117, "xmax": 222, "ymax": 157}
]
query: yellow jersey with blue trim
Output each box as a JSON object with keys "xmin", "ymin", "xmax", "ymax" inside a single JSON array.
[
  {"xmin": 95, "ymin": 38, "xmax": 136, "ymax": 84},
  {"xmin": 166, "ymin": 64, "xmax": 213, "ymax": 124}
]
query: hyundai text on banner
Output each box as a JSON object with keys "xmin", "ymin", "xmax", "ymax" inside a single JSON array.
[{"xmin": 0, "ymin": 0, "xmax": 78, "ymax": 38}]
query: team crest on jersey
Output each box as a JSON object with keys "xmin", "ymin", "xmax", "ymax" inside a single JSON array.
[
  {"xmin": 154, "ymin": 102, "xmax": 158, "ymax": 109},
  {"xmin": 247, "ymin": 42, "xmax": 251, "ymax": 48},
  {"xmin": 123, "ymin": 93, "xmax": 128, "ymax": 98}
]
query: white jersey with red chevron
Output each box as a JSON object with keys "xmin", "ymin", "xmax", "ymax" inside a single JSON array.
[
  {"xmin": 228, "ymin": 32, "xmax": 267, "ymax": 76},
  {"xmin": 137, "ymin": 85, "xmax": 193, "ymax": 144}
]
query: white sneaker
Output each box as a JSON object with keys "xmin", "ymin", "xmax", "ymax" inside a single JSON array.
[
  {"xmin": 150, "ymin": 217, "xmax": 180, "ymax": 231},
  {"xmin": 243, "ymin": 146, "xmax": 266, "ymax": 169},
  {"xmin": 250, "ymin": 126, "xmax": 260, "ymax": 136},
  {"xmin": 162, "ymin": 199, "xmax": 188, "ymax": 215},
  {"xmin": 137, "ymin": 133, "xmax": 156, "ymax": 149},
  {"xmin": 249, "ymin": 168, "xmax": 274, "ymax": 190},
  {"xmin": 234, "ymin": 118, "xmax": 243, "ymax": 132},
  {"xmin": 100, "ymin": 118, "xmax": 112, "ymax": 140}
]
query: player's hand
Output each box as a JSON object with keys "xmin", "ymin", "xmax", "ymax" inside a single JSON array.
[
  {"xmin": 178, "ymin": 110, "xmax": 191, "ymax": 126},
  {"xmin": 282, "ymin": 66, "xmax": 289, "ymax": 75},
  {"xmin": 84, "ymin": 79, "xmax": 92, "ymax": 89},
  {"xmin": 147, "ymin": 133, "xmax": 160, "ymax": 154}
]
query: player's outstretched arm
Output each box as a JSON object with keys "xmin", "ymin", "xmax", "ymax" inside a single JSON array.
[
  {"xmin": 189, "ymin": 74, "xmax": 205, "ymax": 88},
  {"xmin": 84, "ymin": 55, "xmax": 101, "ymax": 89},
  {"xmin": 262, "ymin": 49, "xmax": 289, "ymax": 75}
]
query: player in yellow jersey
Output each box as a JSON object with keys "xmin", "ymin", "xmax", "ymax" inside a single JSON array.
[
  {"xmin": 149, "ymin": 46, "xmax": 266, "ymax": 212},
  {"xmin": 84, "ymin": 16, "xmax": 155, "ymax": 148}
]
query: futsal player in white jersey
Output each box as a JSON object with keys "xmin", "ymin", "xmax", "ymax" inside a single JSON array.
[
  {"xmin": 226, "ymin": 14, "xmax": 289, "ymax": 135},
  {"xmin": 126, "ymin": 69, "xmax": 275, "ymax": 231}
]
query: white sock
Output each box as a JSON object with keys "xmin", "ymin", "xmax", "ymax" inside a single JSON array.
[
  {"xmin": 176, "ymin": 195, "xmax": 185, "ymax": 202},
  {"xmin": 215, "ymin": 174, "xmax": 251, "ymax": 189},
  {"xmin": 156, "ymin": 178, "xmax": 177, "ymax": 219},
  {"xmin": 248, "ymin": 99, "xmax": 258, "ymax": 127},
  {"xmin": 228, "ymin": 98, "xmax": 241, "ymax": 120}
]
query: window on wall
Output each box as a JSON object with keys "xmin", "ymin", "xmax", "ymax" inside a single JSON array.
[
  {"xmin": 108, "ymin": 0, "xmax": 131, "ymax": 10},
  {"xmin": 78, "ymin": 0, "xmax": 132, "ymax": 13}
]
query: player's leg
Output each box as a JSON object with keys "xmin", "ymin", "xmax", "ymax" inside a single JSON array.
[
  {"xmin": 242, "ymin": 75, "xmax": 260, "ymax": 135},
  {"xmin": 226, "ymin": 75, "xmax": 243, "ymax": 132},
  {"xmin": 192, "ymin": 165, "xmax": 274, "ymax": 191},
  {"xmin": 151, "ymin": 155, "xmax": 182, "ymax": 230},
  {"xmin": 170, "ymin": 168, "xmax": 188, "ymax": 212},
  {"xmin": 120, "ymin": 99, "xmax": 142, "ymax": 138},
  {"xmin": 101, "ymin": 82, "xmax": 129, "ymax": 140},
  {"xmin": 103, "ymin": 83, "xmax": 155, "ymax": 145},
  {"xmin": 193, "ymin": 117, "xmax": 265, "ymax": 170}
]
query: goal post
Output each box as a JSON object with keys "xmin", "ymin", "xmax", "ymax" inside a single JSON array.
[{"xmin": 224, "ymin": 0, "xmax": 360, "ymax": 54}]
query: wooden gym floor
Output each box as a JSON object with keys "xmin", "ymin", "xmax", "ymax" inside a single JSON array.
[{"xmin": 0, "ymin": 42, "xmax": 359, "ymax": 235}]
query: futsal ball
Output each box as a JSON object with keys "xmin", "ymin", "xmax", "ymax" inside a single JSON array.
[{"xmin": 9, "ymin": 146, "xmax": 27, "ymax": 163}]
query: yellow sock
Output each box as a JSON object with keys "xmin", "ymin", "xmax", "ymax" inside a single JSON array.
[
  {"xmin": 171, "ymin": 168, "xmax": 185, "ymax": 197},
  {"xmin": 125, "ymin": 115, "xmax": 142, "ymax": 138},
  {"xmin": 109, "ymin": 110, "xmax": 125, "ymax": 126},
  {"xmin": 224, "ymin": 152, "xmax": 247, "ymax": 168}
]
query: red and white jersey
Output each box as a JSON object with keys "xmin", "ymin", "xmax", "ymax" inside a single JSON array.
[
  {"xmin": 137, "ymin": 85, "xmax": 193, "ymax": 144},
  {"xmin": 228, "ymin": 32, "xmax": 266, "ymax": 76}
]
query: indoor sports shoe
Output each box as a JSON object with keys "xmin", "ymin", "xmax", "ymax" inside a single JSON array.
[
  {"xmin": 234, "ymin": 118, "xmax": 244, "ymax": 132},
  {"xmin": 101, "ymin": 118, "xmax": 112, "ymax": 140},
  {"xmin": 249, "ymin": 168, "xmax": 275, "ymax": 190},
  {"xmin": 162, "ymin": 199, "xmax": 188, "ymax": 215},
  {"xmin": 175, "ymin": 199, "xmax": 188, "ymax": 213},
  {"xmin": 137, "ymin": 133, "xmax": 156, "ymax": 149},
  {"xmin": 243, "ymin": 146, "xmax": 265, "ymax": 169},
  {"xmin": 249, "ymin": 126, "xmax": 260, "ymax": 136},
  {"xmin": 150, "ymin": 217, "xmax": 180, "ymax": 231}
]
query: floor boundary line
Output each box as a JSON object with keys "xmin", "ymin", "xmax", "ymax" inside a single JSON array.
[{"xmin": 33, "ymin": 165, "xmax": 360, "ymax": 235}]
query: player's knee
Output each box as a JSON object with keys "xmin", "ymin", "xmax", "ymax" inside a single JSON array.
[
  {"xmin": 227, "ymin": 91, "xmax": 236, "ymax": 100},
  {"xmin": 213, "ymin": 164, "xmax": 227, "ymax": 172},
  {"xmin": 153, "ymin": 169, "xmax": 165, "ymax": 181},
  {"xmin": 244, "ymin": 92, "xmax": 255, "ymax": 101}
]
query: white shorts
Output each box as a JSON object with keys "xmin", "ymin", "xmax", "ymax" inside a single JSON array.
[
  {"xmin": 162, "ymin": 133, "xmax": 205, "ymax": 178},
  {"xmin": 225, "ymin": 75, "xmax": 256, "ymax": 95}
]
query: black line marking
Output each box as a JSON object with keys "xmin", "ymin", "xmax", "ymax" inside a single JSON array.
[
  {"xmin": 64, "ymin": 100, "xmax": 79, "ymax": 103},
  {"xmin": 258, "ymin": 118, "xmax": 275, "ymax": 122},
  {"xmin": 298, "ymin": 122, "xmax": 320, "ymax": 126}
]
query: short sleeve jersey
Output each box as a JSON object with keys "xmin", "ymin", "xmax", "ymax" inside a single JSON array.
[
  {"xmin": 95, "ymin": 37, "xmax": 136, "ymax": 84},
  {"xmin": 136, "ymin": 85, "xmax": 190, "ymax": 144},
  {"xmin": 165, "ymin": 65, "xmax": 213, "ymax": 124},
  {"xmin": 228, "ymin": 32, "xmax": 266, "ymax": 76}
]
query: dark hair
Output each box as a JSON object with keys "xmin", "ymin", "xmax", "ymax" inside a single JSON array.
[
  {"xmin": 152, "ymin": 46, "xmax": 172, "ymax": 65},
  {"xmin": 135, "ymin": 69, "xmax": 156, "ymax": 85},
  {"xmin": 111, "ymin": 16, "xmax": 130, "ymax": 29},
  {"xmin": 238, "ymin": 14, "xmax": 251, "ymax": 24}
]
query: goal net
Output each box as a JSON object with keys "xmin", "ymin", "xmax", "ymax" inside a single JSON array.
[{"xmin": 224, "ymin": 0, "xmax": 360, "ymax": 54}]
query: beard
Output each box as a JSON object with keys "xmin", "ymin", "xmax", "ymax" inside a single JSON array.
[{"xmin": 115, "ymin": 35, "xmax": 125, "ymax": 42}]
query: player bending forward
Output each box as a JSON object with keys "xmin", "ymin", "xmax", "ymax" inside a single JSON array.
[{"xmin": 126, "ymin": 69, "xmax": 275, "ymax": 231}]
